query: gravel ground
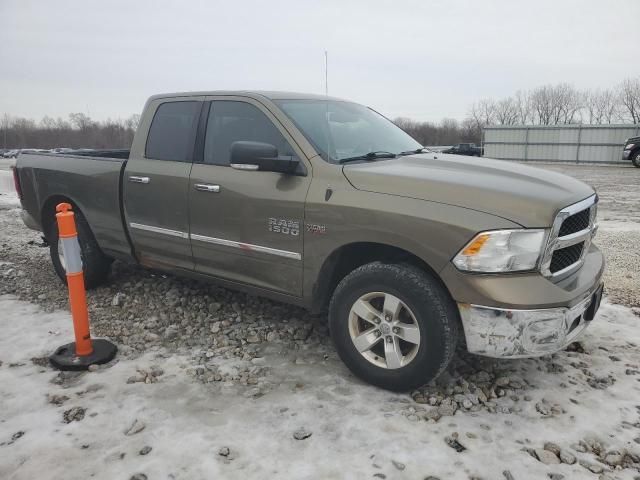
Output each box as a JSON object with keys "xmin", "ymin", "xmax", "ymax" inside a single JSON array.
[{"xmin": 1, "ymin": 163, "xmax": 640, "ymax": 479}]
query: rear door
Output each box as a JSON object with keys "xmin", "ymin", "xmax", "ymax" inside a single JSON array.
[
  {"xmin": 123, "ymin": 98, "xmax": 203, "ymax": 270},
  {"xmin": 188, "ymin": 97, "xmax": 311, "ymax": 295}
]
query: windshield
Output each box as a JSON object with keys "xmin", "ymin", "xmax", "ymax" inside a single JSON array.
[{"xmin": 274, "ymin": 99, "xmax": 423, "ymax": 164}]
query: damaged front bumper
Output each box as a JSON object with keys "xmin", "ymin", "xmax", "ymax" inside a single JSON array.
[{"xmin": 458, "ymin": 283, "xmax": 603, "ymax": 358}]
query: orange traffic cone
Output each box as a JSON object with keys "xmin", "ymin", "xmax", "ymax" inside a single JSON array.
[{"xmin": 49, "ymin": 203, "xmax": 117, "ymax": 371}]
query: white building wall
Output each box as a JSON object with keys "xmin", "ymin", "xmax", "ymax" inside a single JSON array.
[{"xmin": 483, "ymin": 125, "xmax": 639, "ymax": 164}]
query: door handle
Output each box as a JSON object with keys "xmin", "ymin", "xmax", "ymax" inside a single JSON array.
[
  {"xmin": 129, "ymin": 176, "xmax": 150, "ymax": 184},
  {"xmin": 194, "ymin": 183, "xmax": 220, "ymax": 193}
]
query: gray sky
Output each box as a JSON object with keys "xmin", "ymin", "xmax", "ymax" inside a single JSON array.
[{"xmin": 1, "ymin": 0, "xmax": 637, "ymax": 123}]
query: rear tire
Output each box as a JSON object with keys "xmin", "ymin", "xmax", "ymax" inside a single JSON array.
[
  {"xmin": 632, "ymin": 150, "xmax": 640, "ymax": 168},
  {"xmin": 48, "ymin": 209, "xmax": 112, "ymax": 289},
  {"xmin": 328, "ymin": 262, "xmax": 459, "ymax": 391}
]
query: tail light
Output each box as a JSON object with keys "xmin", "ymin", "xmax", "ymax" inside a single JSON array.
[{"xmin": 11, "ymin": 166, "xmax": 23, "ymax": 200}]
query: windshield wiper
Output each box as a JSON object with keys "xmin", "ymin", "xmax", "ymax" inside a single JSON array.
[
  {"xmin": 397, "ymin": 147, "xmax": 430, "ymax": 156},
  {"xmin": 338, "ymin": 151, "xmax": 397, "ymax": 164}
]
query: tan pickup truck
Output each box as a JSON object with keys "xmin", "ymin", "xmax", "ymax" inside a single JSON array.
[{"xmin": 13, "ymin": 91, "xmax": 604, "ymax": 390}]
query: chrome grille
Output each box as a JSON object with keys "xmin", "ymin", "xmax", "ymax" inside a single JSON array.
[
  {"xmin": 540, "ymin": 195, "xmax": 598, "ymax": 279},
  {"xmin": 558, "ymin": 209, "xmax": 590, "ymax": 237},
  {"xmin": 550, "ymin": 242, "xmax": 584, "ymax": 273}
]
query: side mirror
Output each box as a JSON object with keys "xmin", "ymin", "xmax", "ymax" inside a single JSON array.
[{"xmin": 230, "ymin": 141, "xmax": 300, "ymax": 174}]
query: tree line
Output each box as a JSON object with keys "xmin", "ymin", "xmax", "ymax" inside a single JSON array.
[
  {"xmin": 0, "ymin": 113, "xmax": 140, "ymax": 150},
  {"xmin": 395, "ymin": 77, "xmax": 640, "ymax": 146},
  {"xmin": 1, "ymin": 77, "xmax": 639, "ymax": 150}
]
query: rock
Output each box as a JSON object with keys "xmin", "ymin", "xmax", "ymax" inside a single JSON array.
[
  {"xmin": 293, "ymin": 427, "xmax": 312, "ymax": 440},
  {"xmin": 208, "ymin": 302, "xmax": 222, "ymax": 313},
  {"xmin": 63, "ymin": 406, "xmax": 86, "ymax": 423},
  {"xmin": 503, "ymin": 470, "xmax": 515, "ymax": 480},
  {"xmin": 444, "ymin": 436, "xmax": 466, "ymax": 452},
  {"xmin": 111, "ymin": 292, "xmax": 125, "ymax": 306},
  {"xmin": 87, "ymin": 364, "xmax": 99, "ymax": 372},
  {"xmin": 579, "ymin": 460, "xmax": 603, "ymax": 474},
  {"xmin": 437, "ymin": 403, "xmax": 457, "ymax": 417},
  {"xmin": 544, "ymin": 442, "xmax": 561, "ymax": 455},
  {"xmin": 246, "ymin": 334, "xmax": 260, "ymax": 343},
  {"xmin": 603, "ymin": 452, "xmax": 623, "ymax": 466},
  {"xmin": 163, "ymin": 326, "xmax": 178, "ymax": 340},
  {"xmin": 495, "ymin": 376, "xmax": 510, "ymax": 386},
  {"xmin": 547, "ymin": 474, "xmax": 564, "ymax": 480},
  {"xmin": 129, "ymin": 474, "xmax": 147, "ymax": 480},
  {"xmin": 218, "ymin": 446, "xmax": 230, "ymax": 457},
  {"xmin": 534, "ymin": 449, "xmax": 560, "ymax": 464},
  {"xmin": 391, "ymin": 460, "xmax": 405, "ymax": 470},
  {"xmin": 125, "ymin": 419, "xmax": 145, "ymax": 436},
  {"xmin": 559, "ymin": 449, "xmax": 576, "ymax": 465},
  {"xmin": 139, "ymin": 446, "xmax": 152, "ymax": 455},
  {"xmin": 48, "ymin": 394, "xmax": 69, "ymax": 406},
  {"xmin": 373, "ymin": 474, "xmax": 386, "ymax": 479}
]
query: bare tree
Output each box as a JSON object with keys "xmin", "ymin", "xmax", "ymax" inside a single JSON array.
[
  {"xmin": 513, "ymin": 90, "xmax": 533, "ymax": 124},
  {"xmin": 469, "ymin": 99, "xmax": 496, "ymax": 131},
  {"xmin": 584, "ymin": 88, "xmax": 618, "ymax": 124},
  {"xmin": 494, "ymin": 97, "xmax": 519, "ymax": 125},
  {"xmin": 618, "ymin": 77, "xmax": 640, "ymax": 123}
]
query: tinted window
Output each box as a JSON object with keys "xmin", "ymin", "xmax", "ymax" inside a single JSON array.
[
  {"xmin": 204, "ymin": 101, "xmax": 294, "ymax": 166},
  {"xmin": 146, "ymin": 101, "xmax": 200, "ymax": 161}
]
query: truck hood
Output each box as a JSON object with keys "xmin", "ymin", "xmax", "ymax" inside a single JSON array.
[{"xmin": 342, "ymin": 154, "xmax": 595, "ymax": 227}]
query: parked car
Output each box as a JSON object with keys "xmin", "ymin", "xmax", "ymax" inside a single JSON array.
[
  {"xmin": 3, "ymin": 149, "xmax": 20, "ymax": 158},
  {"xmin": 13, "ymin": 91, "xmax": 604, "ymax": 391},
  {"xmin": 443, "ymin": 143, "xmax": 483, "ymax": 156},
  {"xmin": 623, "ymin": 136, "xmax": 640, "ymax": 167}
]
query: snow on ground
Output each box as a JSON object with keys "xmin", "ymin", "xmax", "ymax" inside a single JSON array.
[
  {"xmin": 1, "ymin": 296, "xmax": 639, "ymax": 480},
  {"xmin": 1, "ymin": 163, "xmax": 640, "ymax": 480}
]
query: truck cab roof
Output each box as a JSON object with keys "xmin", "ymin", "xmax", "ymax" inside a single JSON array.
[{"xmin": 147, "ymin": 90, "xmax": 351, "ymax": 103}]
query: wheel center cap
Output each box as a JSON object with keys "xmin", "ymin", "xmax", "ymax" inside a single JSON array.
[{"xmin": 380, "ymin": 323, "xmax": 391, "ymax": 335}]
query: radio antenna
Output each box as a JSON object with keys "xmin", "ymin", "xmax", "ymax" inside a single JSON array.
[
  {"xmin": 324, "ymin": 50, "xmax": 328, "ymax": 96},
  {"xmin": 324, "ymin": 51, "xmax": 331, "ymax": 162}
]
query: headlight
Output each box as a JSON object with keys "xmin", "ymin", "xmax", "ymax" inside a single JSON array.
[
  {"xmin": 625, "ymin": 143, "xmax": 635, "ymax": 150},
  {"xmin": 453, "ymin": 229, "xmax": 546, "ymax": 273}
]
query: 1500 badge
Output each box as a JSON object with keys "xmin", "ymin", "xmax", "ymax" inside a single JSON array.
[{"xmin": 268, "ymin": 218, "xmax": 300, "ymax": 236}]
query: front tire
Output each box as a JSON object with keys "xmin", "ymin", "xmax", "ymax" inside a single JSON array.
[
  {"xmin": 329, "ymin": 262, "xmax": 459, "ymax": 391},
  {"xmin": 632, "ymin": 150, "xmax": 640, "ymax": 168},
  {"xmin": 48, "ymin": 209, "xmax": 112, "ymax": 289}
]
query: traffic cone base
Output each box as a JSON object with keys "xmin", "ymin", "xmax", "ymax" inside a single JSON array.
[{"xmin": 49, "ymin": 339, "xmax": 118, "ymax": 371}]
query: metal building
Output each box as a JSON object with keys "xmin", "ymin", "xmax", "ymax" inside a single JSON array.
[{"xmin": 483, "ymin": 124, "xmax": 640, "ymax": 164}]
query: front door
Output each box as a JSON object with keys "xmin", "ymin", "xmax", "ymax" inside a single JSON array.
[
  {"xmin": 188, "ymin": 98, "xmax": 311, "ymax": 295},
  {"xmin": 123, "ymin": 98, "xmax": 202, "ymax": 270}
]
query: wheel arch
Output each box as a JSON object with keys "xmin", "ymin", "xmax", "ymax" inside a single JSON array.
[
  {"xmin": 310, "ymin": 241, "xmax": 452, "ymax": 314},
  {"xmin": 40, "ymin": 194, "xmax": 85, "ymax": 241}
]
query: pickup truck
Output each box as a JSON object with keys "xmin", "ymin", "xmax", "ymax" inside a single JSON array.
[
  {"xmin": 443, "ymin": 143, "xmax": 483, "ymax": 156},
  {"xmin": 623, "ymin": 136, "xmax": 640, "ymax": 167},
  {"xmin": 13, "ymin": 91, "xmax": 604, "ymax": 391}
]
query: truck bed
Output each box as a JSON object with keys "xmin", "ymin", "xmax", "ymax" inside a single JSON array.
[{"xmin": 16, "ymin": 152, "xmax": 133, "ymax": 262}]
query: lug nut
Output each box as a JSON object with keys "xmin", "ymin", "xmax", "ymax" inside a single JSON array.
[
  {"xmin": 375, "ymin": 330, "xmax": 381, "ymax": 337},
  {"xmin": 385, "ymin": 314, "xmax": 392, "ymax": 321},
  {"xmin": 386, "ymin": 336, "xmax": 393, "ymax": 343},
  {"xmin": 392, "ymin": 327, "xmax": 399, "ymax": 334}
]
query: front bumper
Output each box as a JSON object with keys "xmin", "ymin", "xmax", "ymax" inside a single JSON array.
[
  {"xmin": 458, "ymin": 283, "xmax": 603, "ymax": 357},
  {"xmin": 622, "ymin": 149, "xmax": 631, "ymax": 160}
]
